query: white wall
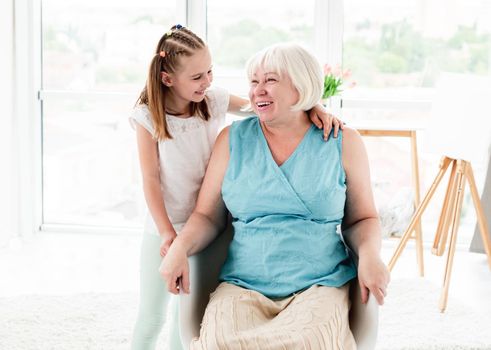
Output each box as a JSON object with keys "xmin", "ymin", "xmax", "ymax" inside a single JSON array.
[{"xmin": 0, "ymin": 0, "xmax": 15, "ymax": 246}]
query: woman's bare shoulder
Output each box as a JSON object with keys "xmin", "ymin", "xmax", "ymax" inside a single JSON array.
[
  {"xmin": 341, "ymin": 126, "xmax": 368, "ymax": 169},
  {"xmin": 341, "ymin": 125, "xmax": 362, "ymax": 141}
]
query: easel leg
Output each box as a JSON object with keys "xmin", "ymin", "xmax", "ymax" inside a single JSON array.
[
  {"xmin": 389, "ymin": 157, "xmax": 453, "ymax": 271},
  {"xmin": 466, "ymin": 163, "xmax": 491, "ymax": 269},
  {"xmin": 439, "ymin": 161, "xmax": 467, "ymax": 312},
  {"xmin": 410, "ymin": 131, "xmax": 424, "ymax": 276},
  {"xmin": 432, "ymin": 160, "xmax": 458, "ymax": 256}
]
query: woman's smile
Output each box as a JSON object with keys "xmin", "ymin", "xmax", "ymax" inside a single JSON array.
[{"xmin": 255, "ymin": 101, "xmax": 273, "ymax": 112}]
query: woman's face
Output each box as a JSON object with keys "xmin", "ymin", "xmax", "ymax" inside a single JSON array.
[{"xmin": 248, "ymin": 67, "xmax": 299, "ymax": 123}]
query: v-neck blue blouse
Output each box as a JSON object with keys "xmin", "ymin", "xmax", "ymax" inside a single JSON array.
[{"xmin": 219, "ymin": 117, "xmax": 356, "ymax": 298}]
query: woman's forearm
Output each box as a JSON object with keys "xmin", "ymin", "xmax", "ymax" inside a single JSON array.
[
  {"xmin": 343, "ymin": 216, "xmax": 390, "ymax": 306},
  {"xmin": 342, "ymin": 217, "xmax": 381, "ymax": 258},
  {"xmin": 159, "ymin": 204, "xmax": 227, "ymax": 295},
  {"xmin": 175, "ymin": 210, "xmax": 227, "ymax": 256}
]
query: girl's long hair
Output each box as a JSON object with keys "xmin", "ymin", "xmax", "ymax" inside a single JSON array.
[{"xmin": 136, "ymin": 25, "xmax": 210, "ymax": 140}]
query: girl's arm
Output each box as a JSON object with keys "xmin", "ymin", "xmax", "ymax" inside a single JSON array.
[
  {"xmin": 159, "ymin": 127, "xmax": 230, "ymax": 294},
  {"xmin": 227, "ymin": 94, "xmax": 343, "ymax": 140},
  {"xmin": 340, "ymin": 127, "xmax": 390, "ymax": 306},
  {"xmin": 135, "ymin": 124, "xmax": 176, "ymax": 256},
  {"xmin": 227, "ymin": 94, "xmax": 250, "ymax": 117}
]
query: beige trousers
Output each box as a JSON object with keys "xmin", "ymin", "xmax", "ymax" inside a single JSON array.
[{"xmin": 190, "ymin": 282, "xmax": 356, "ymax": 350}]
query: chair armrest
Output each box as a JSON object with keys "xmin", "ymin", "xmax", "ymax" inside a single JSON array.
[
  {"xmin": 349, "ymin": 280, "xmax": 379, "ymax": 350},
  {"xmin": 344, "ymin": 235, "xmax": 379, "ymax": 350}
]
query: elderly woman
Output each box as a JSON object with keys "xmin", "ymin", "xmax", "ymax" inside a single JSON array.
[{"xmin": 160, "ymin": 43, "xmax": 390, "ymax": 349}]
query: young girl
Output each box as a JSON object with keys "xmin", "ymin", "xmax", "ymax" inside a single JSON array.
[{"xmin": 129, "ymin": 24, "xmax": 343, "ymax": 350}]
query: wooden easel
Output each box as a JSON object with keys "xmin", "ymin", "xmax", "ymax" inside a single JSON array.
[{"xmin": 388, "ymin": 156, "xmax": 491, "ymax": 312}]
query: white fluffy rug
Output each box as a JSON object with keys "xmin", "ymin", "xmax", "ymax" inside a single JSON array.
[
  {"xmin": 377, "ymin": 279, "xmax": 491, "ymax": 350},
  {"xmin": 1, "ymin": 279, "xmax": 490, "ymax": 350}
]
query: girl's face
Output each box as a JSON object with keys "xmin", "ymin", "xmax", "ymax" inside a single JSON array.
[
  {"xmin": 163, "ymin": 47, "xmax": 213, "ymax": 106},
  {"xmin": 248, "ymin": 66, "xmax": 299, "ymax": 124}
]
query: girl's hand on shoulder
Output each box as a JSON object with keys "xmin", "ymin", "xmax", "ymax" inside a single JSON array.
[
  {"xmin": 159, "ymin": 239, "xmax": 190, "ymax": 295},
  {"xmin": 357, "ymin": 253, "xmax": 390, "ymax": 306},
  {"xmin": 159, "ymin": 230, "xmax": 178, "ymax": 257},
  {"xmin": 308, "ymin": 103, "xmax": 344, "ymax": 141}
]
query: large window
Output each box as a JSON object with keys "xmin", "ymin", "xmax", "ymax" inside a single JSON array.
[
  {"xmin": 41, "ymin": 0, "xmax": 176, "ymax": 228},
  {"xmin": 37, "ymin": 0, "xmax": 490, "ymax": 242}
]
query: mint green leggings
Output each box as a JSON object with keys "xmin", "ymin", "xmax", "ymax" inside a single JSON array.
[
  {"xmin": 131, "ymin": 225, "xmax": 233, "ymax": 350},
  {"xmin": 131, "ymin": 233, "xmax": 183, "ymax": 350}
]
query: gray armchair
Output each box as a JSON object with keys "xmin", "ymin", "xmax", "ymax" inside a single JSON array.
[{"xmin": 179, "ymin": 222, "xmax": 379, "ymax": 350}]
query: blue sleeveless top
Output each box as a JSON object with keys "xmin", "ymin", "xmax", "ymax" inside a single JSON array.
[{"xmin": 219, "ymin": 117, "xmax": 356, "ymax": 298}]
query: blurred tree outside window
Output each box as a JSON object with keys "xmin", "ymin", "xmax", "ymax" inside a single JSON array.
[
  {"xmin": 207, "ymin": 0, "xmax": 315, "ymax": 93},
  {"xmin": 343, "ymin": 0, "xmax": 490, "ymax": 95}
]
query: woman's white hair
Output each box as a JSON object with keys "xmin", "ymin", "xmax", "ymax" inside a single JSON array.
[{"xmin": 246, "ymin": 43, "xmax": 323, "ymax": 111}]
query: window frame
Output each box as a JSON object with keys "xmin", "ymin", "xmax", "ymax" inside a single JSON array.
[
  {"xmin": 13, "ymin": 0, "xmax": 43, "ymax": 237},
  {"xmin": 1, "ymin": 0, "xmax": 16, "ymax": 245}
]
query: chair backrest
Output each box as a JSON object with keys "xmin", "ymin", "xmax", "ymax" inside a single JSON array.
[{"xmin": 179, "ymin": 221, "xmax": 379, "ymax": 349}]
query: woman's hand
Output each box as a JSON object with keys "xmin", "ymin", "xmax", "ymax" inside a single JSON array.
[
  {"xmin": 159, "ymin": 230, "xmax": 177, "ymax": 257},
  {"xmin": 159, "ymin": 240, "xmax": 190, "ymax": 295},
  {"xmin": 357, "ymin": 253, "xmax": 390, "ymax": 305},
  {"xmin": 308, "ymin": 103, "xmax": 344, "ymax": 141}
]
